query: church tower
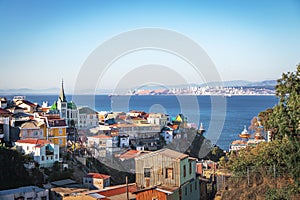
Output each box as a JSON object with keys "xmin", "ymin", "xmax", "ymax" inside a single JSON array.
[{"xmin": 57, "ymin": 79, "xmax": 67, "ymax": 119}]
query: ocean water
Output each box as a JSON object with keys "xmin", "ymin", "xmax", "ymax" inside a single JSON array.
[{"xmin": 6, "ymin": 95, "xmax": 278, "ymax": 150}]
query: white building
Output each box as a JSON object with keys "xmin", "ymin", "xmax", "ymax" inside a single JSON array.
[
  {"xmin": 15, "ymin": 138, "xmax": 59, "ymax": 168},
  {"xmin": 87, "ymin": 134, "xmax": 119, "ymax": 157},
  {"xmin": 78, "ymin": 106, "xmax": 99, "ymax": 129},
  {"xmin": 119, "ymin": 135, "xmax": 130, "ymax": 148},
  {"xmin": 0, "ymin": 116, "xmax": 10, "ymax": 143},
  {"xmin": 161, "ymin": 129, "xmax": 173, "ymax": 144},
  {"xmin": 147, "ymin": 113, "xmax": 170, "ymax": 127},
  {"xmin": 0, "ymin": 186, "xmax": 49, "ymax": 200}
]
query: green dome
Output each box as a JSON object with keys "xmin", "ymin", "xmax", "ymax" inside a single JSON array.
[
  {"xmin": 67, "ymin": 101, "xmax": 77, "ymax": 109},
  {"xmin": 50, "ymin": 101, "xmax": 57, "ymax": 110}
]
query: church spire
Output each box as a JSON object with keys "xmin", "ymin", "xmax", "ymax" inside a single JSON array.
[{"xmin": 59, "ymin": 79, "xmax": 67, "ymax": 102}]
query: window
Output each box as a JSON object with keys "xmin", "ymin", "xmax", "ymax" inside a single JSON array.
[
  {"xmin": 165, "ymin": 168, "xmax": 173, "ymax": 179},
  {"xmin": 59, "ymin": 128, "xmax": 62, "ymax": 134},
  {"xmin": 189, "ymin": 162, "xmax": 192, "ymax": 174},
  {"xmin": 42, "ymin": 156, "xmax": 44, "ymax": 161},
  {"xmin": 144, "ymin": 168, "xmax": 151, "ymax": 178},
  {"xmin": 183, "ymin": 165, "xmax": 186, "ymax": 177},
  {"xmin": 55, "ymin": 154, "xmax": 58, "ymax": 159},
  {"xmin": 185, "ymin": 187, "xmax": 187, "ymax": 196},
  {"xmin": 51, "ymin": 156, "xmax": 53, "ymax": 160},
  {"xmin": 190, "ymin": 184, "xmax": 192, "ymax": 193},
  {"xmin": 59, "ymin": 139, "xmax": 62, "ymax": 145},
  {"xmin": 195, "ymin": 181, "xmax": 197, "ymax": 190}
]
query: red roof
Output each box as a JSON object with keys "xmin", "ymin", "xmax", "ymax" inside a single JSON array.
[
  {"xmin": 85, "ymin": 173, "xmax": 110, "ymax": 179},
  {"xmin": 98, "ymin": 184, "xmax": 137, "ymax": 197},
  {"xmin": 0, "ymin": 108, "xmax": 13, "ymax": 115},
  {"xmin": 91, "ymin": 134, "xmax": 112, "ymax": 139},
  {"xmin": 16, "ymin": 138, "xmax": 51, "ymax": 147},
  {"xmin": 118, "ymin": 150, "xmax": 149, "ymax": 160}
]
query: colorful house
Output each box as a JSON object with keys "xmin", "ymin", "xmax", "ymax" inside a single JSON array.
[
  {"xmin": 15, "ymin": 138, "xmax": 59, "ymax": 168},
  {"xmin": 135, "ymin": 148, "xmax": 200, "ymax": 200},
  {"xmin": 42, "ymin": 115, "xmax": 68, "ymax": 147}
]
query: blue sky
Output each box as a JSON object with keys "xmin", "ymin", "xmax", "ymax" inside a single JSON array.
[{"xmin": 0, "ymin": 0, "xmax": 299, "ymax": 92}]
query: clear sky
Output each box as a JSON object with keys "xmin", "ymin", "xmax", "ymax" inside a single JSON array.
[{"xmin": 0, "ymin": 0, "xmax": 299, "ymax": 92}]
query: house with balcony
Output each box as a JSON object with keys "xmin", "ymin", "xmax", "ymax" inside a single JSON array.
[
  {"xmin": 15, "ymin": 138, "xmax": 59, "ymax": 168},
  {"xmin": 134, "ymin": 148, "xmax": 200, "ymax": 200}
]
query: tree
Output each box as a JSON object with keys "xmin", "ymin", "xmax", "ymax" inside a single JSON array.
[{"xmin": 0, "ymin": 147, "xmax": 34, "ymax": 190}]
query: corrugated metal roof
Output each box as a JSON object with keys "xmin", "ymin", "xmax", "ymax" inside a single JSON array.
[{"xmin": 136, "ymin": 148, "xmax": 188, "ymax": 160}]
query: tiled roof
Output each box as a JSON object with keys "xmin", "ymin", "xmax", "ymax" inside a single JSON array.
[
  {"xmin": 20, "ymin": 120, "xmax": 41, "ymax": 129},
  {"xmin": 0, "ymin": 108, "xmax": 13, "ymax": 115},
  {"xmin": 98, "ymin": 183, "xmax": 137, "ymax": 197},
  {"xmin": 85, "ymin": 173, "xmax": 110, "ymax": 179},
  {"xmin": 17, "ymin": 99, "xmax": 36, "ymax": 107},
  {"xmin": 89, "ymin": 134, "xmax": 112, "ymax": 139},
  {"xmin": 16, "ymin": 138, "xmax": 50, "ymax": 146},
  {"xmin": 118, "ymin": 150, "xmax": 149, "ymax": 160}
]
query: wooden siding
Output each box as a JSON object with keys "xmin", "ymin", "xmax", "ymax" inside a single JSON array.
[{"xmin": 135, "ymin": 153, "xmax": 182, "ymax": 188}]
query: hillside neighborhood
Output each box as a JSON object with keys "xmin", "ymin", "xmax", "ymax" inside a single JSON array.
[{"xmin": 0, "ymin": 82, "xmax": 226, "ymax": 200}]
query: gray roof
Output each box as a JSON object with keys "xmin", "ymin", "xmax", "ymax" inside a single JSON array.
[
  {"xmin": 0, "ymin": 186, "xmax": 45, "ymax": 195},
  {"xmin": 78, "ymin": 106, "xmax": 98, "ymax": 114},
  {"xmin": 50, "ymin": 179, "xmax": 77, "ymax": 187}
]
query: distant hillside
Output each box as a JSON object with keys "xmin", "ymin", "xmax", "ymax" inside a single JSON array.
[
  {"xmin": 200, "ymin": 80, "xmax": 276, "ymax": 87},
  {"xmin": 0, "ymin": 87, "xmax": 60, "ymax": 95},
  {"xmin": 0, "ymin": 80, "xmax": 276, "ymax": 95}
]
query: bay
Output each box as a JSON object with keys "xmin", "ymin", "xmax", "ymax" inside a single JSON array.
[{"xmin": 4, "ymin": 94, "xmax": 278, "ymax": 150}]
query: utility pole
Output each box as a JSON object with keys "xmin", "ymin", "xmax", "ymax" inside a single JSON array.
[{"xmin": 126, "ymin": 176, "xmax": 129, "ymax": 200}]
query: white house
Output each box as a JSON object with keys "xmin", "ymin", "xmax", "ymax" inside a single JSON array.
[
  {"xmin": 147, "ymin": 113, "xmax": 170, "ymax": 127},
  {"xmin": 119, "ymin": 135, "xmax": 130, "ymax": 148},
  {"xmin": 161, "ymin": 129, "xmax": 173, "ymax": 144},
  {"xmin": 15, "ymin": 138, "xmax": 59, "ymax": 168},
  {"xmin": 78, "ymin": 106, "xmax": 99, "ymax": 129}
]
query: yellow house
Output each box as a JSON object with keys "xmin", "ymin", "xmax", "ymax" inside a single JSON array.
[{"xmin": 41, "ymin": 115, "xmax": 68, "ymax": 147}]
